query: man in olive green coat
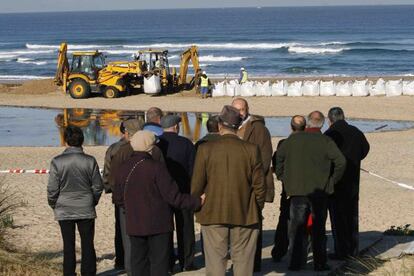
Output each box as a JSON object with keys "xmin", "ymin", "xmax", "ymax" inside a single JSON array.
[
  {"xmin": 192, "ymin": 105, "xmax": 266, "ymax": 276},
  {"xmin": 275, "ymin": 115, "xmax": 346, "ymax": 272}
]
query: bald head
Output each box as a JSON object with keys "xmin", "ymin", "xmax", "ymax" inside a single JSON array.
[
  {"xmin": 231, "ymin": 98, "xmax": 249, "ymax": 120},
  {"xmin": 307, "ymin": 111, "xmax": 325, "ymax": 129},
  {"xmin": 291, "ymin": 115, "xmax": 306, "ymax": 132}
]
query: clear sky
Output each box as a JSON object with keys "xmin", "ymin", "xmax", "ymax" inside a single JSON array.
[{"xmin": 1, "ymin": 0, "xmax": 414, "ymax": 13}]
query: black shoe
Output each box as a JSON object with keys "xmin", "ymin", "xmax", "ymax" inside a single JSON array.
[
  {"xmin": 328, "ymin": 253, "xmax": 346, "ymax": 260},
  {"xmin": 314, "ymin": 264, "xmax": 331, "ymax": 271},
  {"xmin": 114, "ymin": 264, "xmax": 125, "ymax": 271},
  {"xmin": 288, "ymin": 265, "xmax": 301, "ymax": 271},
  {"xmin": 182, "ymin": 264, "xmax": 198, "ymax": 271},
  {"xmin": 253, "ymin": 267, "xmax": 261, "ymax": 272}
]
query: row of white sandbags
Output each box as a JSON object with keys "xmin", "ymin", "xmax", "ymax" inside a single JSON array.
[{"xmin": 211, "ymin": 79, "xmax": 414, "ymax": 97}]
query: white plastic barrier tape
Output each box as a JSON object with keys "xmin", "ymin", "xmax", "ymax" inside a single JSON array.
[
  {"xmin": 0, "ymin": 169, "xmax": 104, "ymax": 174},
  {"xmin": 1, "ymin": 168, "xmax": 412, "ymax": 191},
  {"xmin": 361, "ymin": 168, "xmax": 414, "ymax": 191}
]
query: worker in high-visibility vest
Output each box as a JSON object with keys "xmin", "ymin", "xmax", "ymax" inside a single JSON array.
[
  {"xmin": 239, "ymin": 67, "xmax": 248, "ymax": 84},
  {"xmin": 199, "ymin": 71, "xmax": 211, "ymax": 99}
]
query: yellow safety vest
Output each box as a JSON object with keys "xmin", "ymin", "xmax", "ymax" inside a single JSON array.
[
  {"xmin": 241, "ymin": 71, "xmax": 248, "ymax": 83},
  {"xmin": 201, "ymin": 76, "xmax": 209, "ymax": 87}
]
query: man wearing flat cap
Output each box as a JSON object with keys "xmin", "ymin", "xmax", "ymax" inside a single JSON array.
[
  {"xmin": 192, "ymin": 105, "xmax": 266, "ymax": 276},
  {"xmin": 158, "ymin": 114, "xmax": 197, "ymax": 272}
]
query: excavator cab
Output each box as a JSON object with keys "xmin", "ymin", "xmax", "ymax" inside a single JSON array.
[
  {"xmin": 70, "ymin": 51, "xmax": 105, "ymax": 80},
  {"xmin": 136, "ymin": 49, "xmax": 170, "ymax": 75}
]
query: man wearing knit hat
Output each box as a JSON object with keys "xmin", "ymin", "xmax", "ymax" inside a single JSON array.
[
  {"xmin": 102, "ymin": 118, "xmax": 143, "ymax": 272},
  {"xmin": 192, "ymin": 105, "xmax": 266, "ymax": 276}
]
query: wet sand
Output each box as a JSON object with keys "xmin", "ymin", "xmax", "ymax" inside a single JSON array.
[{"xmin": 0, "ymin": 129, "xmax": 413, "ymax": 273}]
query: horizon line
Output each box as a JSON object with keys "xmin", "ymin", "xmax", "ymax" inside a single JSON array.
[{"xmin": 1, "ymin": 4, "xmax": 414, "ymax": 15}]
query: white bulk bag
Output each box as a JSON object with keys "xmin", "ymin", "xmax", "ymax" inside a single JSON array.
[
  {"xmin": 301, "ymin": 80, "xmax": 319, "ymax": 96},
  {"xmin": 320, "ymin": 81, "xmax": 336, "ymax": 96},
  {"xmin": 143, "ymin": 75, "xmax": 161, "ymax": 94},
  {"xmin": 369, "ymin": 78, "xmax": 386, "ymax": 96},
  {"xmin": 225, "ymin": 82, "xmax": 236, "ymax": 97},
  {"xmin": 212, "ymin": 82, "xmax": 226, "ymax": 97},
  {"xmin": 385, "ymin": 80, "xmax": 403, "ymax": 97},
  {"xmin": 255, "ymin": 82, "xmax": 264, "ymax": 97},
  {"xmin": 240, "ymin": 81, "xmax": 256, "ymax": 97},
  {"xmin": 402, "ymin": 80, "xmax": 414, "ymax": 96},
  {"xmin": 271, "ymin": 80, "xmax": 287, "ymax": 96},
  {"xmin": 287, "ymin": 81, "xmax": 302, "ymax": 97},
  {"xmin": 229, "ymin": 80, "xmax": 241, "ymax": 96},
  {"xmin": 335, "ymin": 81, "xmax": 351, "ymax": 97},
  {"xmin": 352, "ymin": 80, "xmax": 369, "ymax": 97},
  {"xmin": 256, "ymin": 81, "xmax": 271, "ymax": 97}
]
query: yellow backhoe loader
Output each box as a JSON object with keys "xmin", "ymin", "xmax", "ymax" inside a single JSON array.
[
  {"xmin": 55, "ymin": 43, "xmax": 146, "ymax": 99},
  {"xmin": 134, "ymin": 45, "xmax": 201, "ymax": 93}
]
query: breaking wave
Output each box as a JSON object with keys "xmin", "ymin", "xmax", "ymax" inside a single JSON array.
[
  {"xmin": 288, "ymin": 46, "xmax": 348, "ymax": 54},
  {"xmin": 199, "ymin": 55, "xmax": 245, "ymax": 62},
  {"xmin": 16, "ymin": 58, "xmax": 48, "ymax": 65}
]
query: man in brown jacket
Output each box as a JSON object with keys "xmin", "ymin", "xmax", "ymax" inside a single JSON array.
[
  {"xmin": 232, "ymin": 97, "xmax": 273, "ymax": 272},
  {"xmin": 192, "ymin": 105, "xmax": 266, "ymax": 276}
]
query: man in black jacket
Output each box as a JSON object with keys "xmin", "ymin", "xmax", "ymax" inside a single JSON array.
[
  {"xmin": 158, "ymin": 114, "xmax": 197, "ymax": 272},
  {"xmin": 325, "ymin": 107, "xmax": 370, "ymax": 259}
]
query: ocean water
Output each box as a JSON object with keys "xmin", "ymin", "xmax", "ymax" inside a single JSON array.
[{"xmin": 0, "ymin": 5, "xmax": 414, "ymax": 81}]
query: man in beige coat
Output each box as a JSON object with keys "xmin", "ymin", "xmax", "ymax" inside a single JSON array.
[
  {"xmin": 192, "ymin": 105, "xmax": 266, "ymax": 276},
  {"xmin": 232, "ymin": 97, "xmax": 273, "ymax": 272}
]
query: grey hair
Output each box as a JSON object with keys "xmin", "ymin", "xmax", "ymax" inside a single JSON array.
[
  {"xmin": 328, "ymin": 107, "xmax": 345, "ymax": 123},
  {"xmin": 146, "ymin": 107, "xmax": 163, "ymax": 123},
  {"xmin": 307, "ymin": 111, "xmax": 325, "ymax": 128}
]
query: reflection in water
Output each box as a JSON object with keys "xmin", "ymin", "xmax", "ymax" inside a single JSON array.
[
  {"xmin": 1, "ymin": 106, "xmax": 414, "ymax": 147},
  {"xmin": 55, "ymin": 109, "xmax": 211, "ymax": 146}
]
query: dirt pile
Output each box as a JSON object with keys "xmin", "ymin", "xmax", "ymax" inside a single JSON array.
[
  {"xmin": 0, "ymin": 79, "xmax": 59, "ymax": 95},
  {"xmin": 12, "ymin": 79, "xmax": 58, "ymax": 95}
]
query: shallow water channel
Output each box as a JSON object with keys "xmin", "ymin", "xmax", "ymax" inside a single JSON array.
[{"xmin": 1, "ymin": 106, "xmax": 414, "ymax": 147}]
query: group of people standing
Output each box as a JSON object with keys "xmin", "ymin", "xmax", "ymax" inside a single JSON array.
[{"xmin": 47, "ymin": 99, "xmax": 369, "ymax": 276}]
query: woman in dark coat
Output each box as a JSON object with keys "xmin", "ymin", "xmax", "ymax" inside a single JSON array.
[{"xmin": 115, "ymin": 130, "xmax": 203, "ymax": 276}]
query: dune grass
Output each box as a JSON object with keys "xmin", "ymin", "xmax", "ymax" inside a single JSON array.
[{"xmin": 0, "ymin": 177, "xmax": 60, "ymax": 275}]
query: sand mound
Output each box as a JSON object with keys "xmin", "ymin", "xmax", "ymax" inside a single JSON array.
[
  {"xmin": 11, "ymin": 79, "xmax": 59, "ymax": 95},
  {"xmin": 0, "ymin": 84, "xmax": 11, "ymax": 93}
]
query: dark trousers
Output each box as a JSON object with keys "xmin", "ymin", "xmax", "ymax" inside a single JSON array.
[
  {"xmin": 130, "ymin": 232, "xmax": 170, "ymax": 276},
  {"xmin": 169, "ymin": 208, "xmax": 195, "ymax": 269},
  {"xmin": 253, "ymin": 215, "xmax": 263, "ymax": 271},
  {"xmin": 119, "ymin": 207, "xmax": 132, "ymax": 274},
  {"xmin": 329, "ymin": 194, "xmax": 359, "ymax": 257},
  {"xmin": 114, "ymin": 205, "xmax": 125, "ymax": 268},
  {"xmin": 288, "ymin": 196, "xmax": 328, "ymax": 269},
  {"xmin": 271, "ymin": 190, "xmax": 290, "ymax": 261},
  {"xmin": 58, "ymin": 219, "xmax": 96, "ymax": 276}
]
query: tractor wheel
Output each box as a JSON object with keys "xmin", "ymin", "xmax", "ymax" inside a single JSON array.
[
  {"xmin": 103, "ymin": 86, "xmax": 120, "ymax": 99},
  {"xmin": 68, "ymin": 79, "xmax": 91, "ymax": 99}
]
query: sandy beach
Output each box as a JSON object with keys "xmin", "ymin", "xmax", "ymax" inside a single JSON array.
[{"xmin": 0, "ymin": 80, "xmax": 413, "ymax": 274}]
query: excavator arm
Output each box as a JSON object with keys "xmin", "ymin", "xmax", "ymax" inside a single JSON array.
[
  {"xmin": 178, "ymin": 45, "xmax": 201, "ymax": 88},
  {"xmin": 55, "ymin": 43, "xmax": 69, "ymax": 93}
]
